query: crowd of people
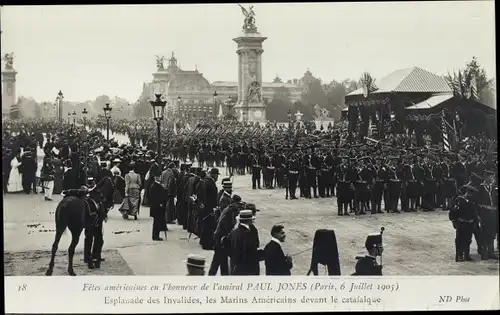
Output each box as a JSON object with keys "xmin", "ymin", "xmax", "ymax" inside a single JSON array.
[{"xmin": 2, "ymin": 115, "xmax": 498, "ymax": 275}]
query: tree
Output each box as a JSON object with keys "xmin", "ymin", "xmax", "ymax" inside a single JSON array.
[
  {"xmin": 358, "ymin": 72, "xmax": 377, "ymax": 93},
  {"xmin": 34, "ymin": 103, "xmax": 42, "ymax": 118},
  {"xmin": 134, "ymin": 97, "xmax": 152, "ymax": 118},
  {"xmin": 267, "ymin": 98, "xmax": 293, "ymax": 122},
  {"xmin": 445, "ymin": 57, "xmax": 495, "ymax": 107},
  {"xmin": 91, "ymin": 95, "xmax": 111, "ymax": 115},
  {"xmin": 300, "ymin": 77, "xmax": 328, "ymax": 119}
]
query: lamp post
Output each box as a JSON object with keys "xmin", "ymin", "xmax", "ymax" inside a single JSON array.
[
  {"xmin": 287, "ymin": 109, "xmax": 293, "ymax": 140},
  {"xmin": 82, "ymin": 108, "xmax": 88, "ymax": 129},
  {"xmin": 150, "ymin": 94, "xmax": 167, "ymax": 158},
  {"xmin": 225, "ymin": 96, "xmax": 236, "ymax": 120},
  {"xmin": 67, "ymin": 112, "xmax": 71, "ymax": 124},
  {"xmin": 72, "ymin": 110, "xmax": 77, "ymax": 127},
  {"xmin": 56, "ymin": 90, "xmax": 64, "ymax": 122},
  {"xmin": 213, "ymin": 90, "xmax": 219, "ymax": 119},
  {"xmin": 103, "ymin": 103, "xmax": 112, "ymax": 141}
]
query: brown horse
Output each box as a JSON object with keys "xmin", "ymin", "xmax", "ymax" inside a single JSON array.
[{"xmin": 45, "ymin": 177, "xmax": 114, "ymax": 276}]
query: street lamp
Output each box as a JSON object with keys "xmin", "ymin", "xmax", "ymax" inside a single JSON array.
[
  {"xmin": 56, "ymin": 90, "xmax": 64, "ymax": 122},
  {"xmin": 82, "ymin": 108, "xmax": 88, "ymax": 129},
  {"xmin": 103, "ymin": 103, "xmax": 112, "ymax": 141},
  {"xmin": 150, "ymin": 94, "xmax": 167, "ymax": 158},
  {"xmin": 225, "ymin": 96, "xmax": 236, "ymax": 120},
  {"xmin": 67, "ymin": 112, "xmax": 71, "ymax": 124}
]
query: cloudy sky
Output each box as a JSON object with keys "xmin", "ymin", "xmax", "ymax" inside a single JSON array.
[{"xmin": 1, "ymin": 1, "xmax": 495, "ymax": 103}]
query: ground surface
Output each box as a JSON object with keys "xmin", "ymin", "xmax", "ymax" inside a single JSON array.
[{"xmin": 3, "ymin": 130, "xmax": 498, "ymax": 276}]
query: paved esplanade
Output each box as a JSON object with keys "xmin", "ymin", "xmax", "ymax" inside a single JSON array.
[{"xmin": 3, "ymin": 130, "xmax": 498, "ymax": 276}]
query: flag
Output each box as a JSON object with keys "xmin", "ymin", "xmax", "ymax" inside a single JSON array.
[
  {"xmin": 441, "ymin": 110, "xmax": 450, "ymax": 151},
  {"xmin": 470, "ymin": 76, "xmax": 478, "ymax": 100}
]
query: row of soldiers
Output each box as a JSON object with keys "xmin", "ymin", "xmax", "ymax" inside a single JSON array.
[{"xmin": 243, "ymin": 145, "xmax": 497, "ymax": 215}]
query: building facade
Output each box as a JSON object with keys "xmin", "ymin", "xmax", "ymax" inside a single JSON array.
[{"xmin": 139, "ymin": 53, "xmax": 303, "ymax": 118}]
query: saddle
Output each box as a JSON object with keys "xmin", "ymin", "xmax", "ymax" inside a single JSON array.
[{"xmin": 62, "ymin": 188, "xmax": 89, "ymax": 198}]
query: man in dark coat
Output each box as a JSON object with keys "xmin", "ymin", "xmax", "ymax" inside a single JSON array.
[
  {"xmin": 199, "ymin": 168, "xmax": 219, "ymax": 250},
  {"xmin": 160, "ymin": 163, "xmax": 178, "ymax": 223},
  {"xmin": 21, "ymin": 150, "xmax": 37, "ymax": 194},
  {"xmin": 149, "ymin": 171, "xmax": 168, "ymax": 241},
  {"xmin": 208, "ymin": 194, "xmax": 243, "ymax": 276},
  {"xmin": 228, "ymin": 209, "xmax": 263, "ymax": 275},
  {"xmin": 263, "ymin": 224, "xmax": 293, "ymax": 275}
]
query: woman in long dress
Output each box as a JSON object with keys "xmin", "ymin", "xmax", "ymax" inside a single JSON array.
[
  {"xmin": 119, "ymin": 162, "xmax": 142, "ymax": 220},
  {"xmin": 8, "ymin": 152, "xmax": 23, "ymax": 193}
]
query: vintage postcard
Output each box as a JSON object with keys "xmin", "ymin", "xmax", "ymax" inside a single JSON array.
[{"xmin": 2, "ymin": 2, "xmax": 498, "ymax": 313}]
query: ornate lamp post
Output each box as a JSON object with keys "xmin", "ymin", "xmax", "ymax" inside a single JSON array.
[
  {"xmin": 225, "ymin": 96, "xmax": 236, "ymax": 120},
  {"xmin": 103, "ymin": 103, "xmax": 112, "ymax": 141},
  {"xmin": 72, "ymin": 110, "xmax": 77, "ymax": 127},
  {"xmin": 56, "ymin": 90, "xmax": 64, "ymax": 122},
  {"xmin": 213, "ymin": 90, "xmax": 219, "ymax": 118},
  {"xmin": 67, "ymin": 112, "xmax": 71, "ymax": 124},
  {"xmin": 150, "ymin": 94, "xmax": 167, "ymax": 158},
  {"xmin": 82, "ymin": 108, "xmax": 88, "ymax": 129}
]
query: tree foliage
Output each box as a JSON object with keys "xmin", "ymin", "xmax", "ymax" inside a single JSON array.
[
  {"xmin": 445, "ymin": 56, "xmax": 495, "ymax": 107},
  {"xmin": 91, "ymin": 95, "xmax": 112, "ymax": 115}
]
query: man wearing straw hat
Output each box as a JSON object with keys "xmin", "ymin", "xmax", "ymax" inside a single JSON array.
[
  {"xmin": 184, "ymin": 254, "xmax": 207, "ymax": 276},
  {"xmin": 228, "ymin": 209, "xmax": 263, "ymax": 275}
]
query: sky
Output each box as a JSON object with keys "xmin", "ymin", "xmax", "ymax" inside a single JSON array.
[{"xmin": 1, "ymin": 1, "xmax": 495, "ymax": 103}]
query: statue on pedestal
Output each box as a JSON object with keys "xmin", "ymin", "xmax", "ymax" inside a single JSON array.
[
  {"xmin": 238, "ymin": 4, "xmax": 256, "ymax": 31},
  {"xmin": 3, "ymin": 53, "xmax": 14, "ymax": 69},
  {"xmin": 247, "ymin": 81, "xmax": 261, "ymax": 103},
  {"xmin": 155, "ymin": 55, "xmax": 166, "ymax": 70},
  {"xmin": 314, "ymin": 104, "xmax": 331, "ymax": 120}
]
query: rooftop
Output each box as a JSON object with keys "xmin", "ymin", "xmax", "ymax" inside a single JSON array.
[
  {"xmin": 212, "ymin": 81, "xmax": 299, "ymax": 88},
  {"xmin": 347, "ymin": 67, "xmax": 452, "ymax": 96}
]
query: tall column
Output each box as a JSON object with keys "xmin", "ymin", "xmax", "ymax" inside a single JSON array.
[
  {"xmin": 2, "ymin": 55, "xmax": 18, "ymax": 118},
  {"xmin": 233, "ymin": 29, "xmax": 267, "ymax": 122}
]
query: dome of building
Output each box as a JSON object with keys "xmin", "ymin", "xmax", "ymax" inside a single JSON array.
[{"xmin": 166, "ymin": 70, "xmax": 211, "ymax": 93}]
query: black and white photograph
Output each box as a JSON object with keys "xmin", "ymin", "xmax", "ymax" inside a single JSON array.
[{"xmin": 2, "ymin": 2, "xmax": 497, "ymax": 278}]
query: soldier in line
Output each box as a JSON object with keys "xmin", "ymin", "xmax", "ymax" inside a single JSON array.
[
  {"xmin": 371, "ymin": 157, "xmax": 386, "ymax": 214},
  {"xmin": 286, "ymin": 155, "xmax": 300, "ymax": 200},
  {"xmin": 251, "ymin": 154, "xmax": 262, "ymax": 190},
  {"xmin": 449, "ymin": 185, "xmax": 478, "ymax": 262}
]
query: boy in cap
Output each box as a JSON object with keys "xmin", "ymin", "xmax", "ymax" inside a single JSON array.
[{"xmin": 184, "ymin": 254, "xmax": 207, "ymax": 276}]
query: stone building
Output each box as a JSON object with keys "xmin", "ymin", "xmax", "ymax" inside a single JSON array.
[{"xmin": 138, "ymin": 53, "xmax": 303, "ymax": 118}]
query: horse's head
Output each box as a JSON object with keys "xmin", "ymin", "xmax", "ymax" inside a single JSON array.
[{"xmin": 91, "ymin": 176, "xmax": 115, "ymax": 208}]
